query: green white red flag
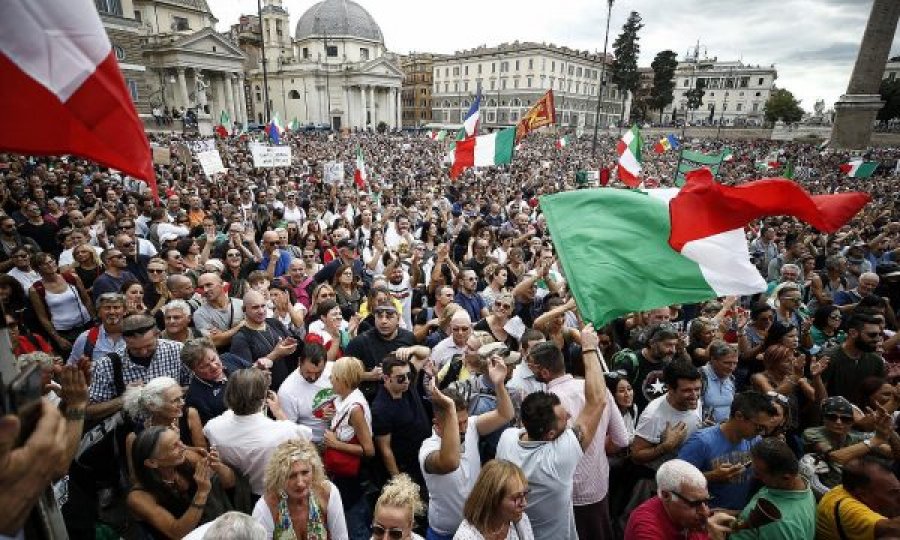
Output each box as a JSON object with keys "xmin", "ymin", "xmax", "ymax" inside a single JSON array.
[{"xmin": 616, "ymin": 125, "xmax": 642, "ymax": 187}]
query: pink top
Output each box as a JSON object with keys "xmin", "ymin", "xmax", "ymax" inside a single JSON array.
[{"xmin": 547, "ymin": 374, "xmax": 629, "ymax": 505}]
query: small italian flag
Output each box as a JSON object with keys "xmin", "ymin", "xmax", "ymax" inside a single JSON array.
[
  {"xmin": 449, "ymin": 127, "xmax": 516, "ymax": 179},
  {"xmin": 290, "ymin": 118, "xmax": 300, "ymax": 131},
  {"xmin": 215, "ymin": 110, "xmax": 230, "ymax": 138},
  {"xmin": 839, "ymin": 159, "xmax": 877, "ymax": 178},
  {"xmin": 540, "ymin": 169, "xmax": 871, "ymax": 325},
  {"xmin": 428, "ymin": 130, "xmax": 446, "ymax": 141},
  {"xmin": 556, "ymin": 136, "xmax": 570, "ymax": 149},
  {"xmin": 616, "ymin": 125, "xmax": 642, "ymax": 188},
  {"xmin": 354, "ymin": 146, "xmax": 367, "ymax": 189}
]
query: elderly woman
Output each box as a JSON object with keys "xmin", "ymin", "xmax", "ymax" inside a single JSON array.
[
  {"xmin": 324, "ymin": 356, "xmax": 374, "ymax": 539},
  {"xmin": 474, "ymin": 291, "xmax": 518, "ymax": 352},
  {"xmin": 454, "ymin": 459, "xmax": 534, "ymax": 540},
  {"xmin": 701, "ymin": 340, "xmax": 739, "ymax": 423},
  {"xmin": 127, "ymin": 426, "xmax": 241, "ymax": 539},
  {"xmin": 371, "ymin": 473, "xmax": 426, "ymax": 540},
  {"xmin": 124, "ymin": 377, "xmax": 207, "ymax": 477},
  {"xmin": 252, "ymin": 439, "xmax": 348, "ymax": 540}
]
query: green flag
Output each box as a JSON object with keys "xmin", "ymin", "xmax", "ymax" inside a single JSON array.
[
  {"xmin": 782, "ymin": 160, "xmax": 794, "ymax": 179},
  {"xmin": 675, "ymin": 148, "xmax": 730, "ymax": 186}
]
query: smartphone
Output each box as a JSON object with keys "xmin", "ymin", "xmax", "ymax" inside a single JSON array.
[{"xmin": 0, "ymin": 362, "xmax": 44, "ymax": 444}]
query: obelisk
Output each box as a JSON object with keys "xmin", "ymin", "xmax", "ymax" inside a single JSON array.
[{"xmin": 831, "ymin": 0, "xmax": 900, "ymax": 149}]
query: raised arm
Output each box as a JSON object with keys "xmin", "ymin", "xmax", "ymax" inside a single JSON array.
[{"xmin": 571, "ymin": 324, "xmax": 607, "ymax": 450}]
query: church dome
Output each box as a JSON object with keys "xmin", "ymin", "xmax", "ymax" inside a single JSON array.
[{"xmin": 294, "ymin": 0, "xmax": 384, "ymax": 43}]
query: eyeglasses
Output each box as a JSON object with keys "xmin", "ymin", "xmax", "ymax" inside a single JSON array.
[
  {"xmin": 495, "ymin": 302, "xmax": 512, "ymax": 310},
  {"xmin": 147, "ymin": 268, "xmax": 166, "ymax": 274},
  {"xmin": 390, "ymin": 373, "xmax": 409, "ymax": 384},
  {"xmin": 824, "ymin": 413, "xmax": 853, "ymax": 424},
  {"xmin": 371, "ymin": 524, "xmax": 404, "ymax": 540},
  {"xmin": 226, "ymin": 252, "xmax": 241, "ymax": 258},
  {"xmin": 508, "ymin": 488, "xmax": 530, "ymax": 505},
  {"xmin": 669, "ymin": 490, "xmax": 713, "ymax": 508}
]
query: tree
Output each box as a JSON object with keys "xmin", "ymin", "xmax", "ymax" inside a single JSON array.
[
  {"xmin": 649, "ymin": 50, "xmax": 679, "ymax": 122},
  {"xmin": 611, "ymin": 11, "xmax": 644, "ymax": 125},
  {"xmin": 684, "ymin": 79, "xmax": 706, "ymax": 123},
  {"xmin": 877, "ymin": 78, "xmax": 900, "ymax": 124},
  {"xmin": 764, "ymin": 88, "xmax": 804, "ymax": 124}
]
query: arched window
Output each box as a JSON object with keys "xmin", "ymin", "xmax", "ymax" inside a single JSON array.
[
  {"xmin": 511, "ymin": 98, "xmax": 521, "ymax": 107},
  {"xmin": 487, "ymin": 99, "xmax": 497, "ymax": 107},
  {"xmin": 288, "ymin": 90, "xmax": 301, "ymax": 99}
]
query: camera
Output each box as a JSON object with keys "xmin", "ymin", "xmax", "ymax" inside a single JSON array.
[{"xmin": 0, "ymin": 361, "xmax": 43, "ymax": 444}]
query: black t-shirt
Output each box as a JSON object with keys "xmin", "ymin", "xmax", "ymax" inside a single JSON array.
[
  {"xmin": 345, "ymin": 328, "xmax": 416, "ymax": 400},
  {"xmin": 618, "ymin": 350, "xmax": 669, "ymax": 414},
  {"xmin": 18, "ymin": 221, "xmax": 58, "ymax": 254},
  {"xmin": 371, "ymin": 368, "xmax": 431, "ymax": 483},
  {"xmin": 822, "ymin": 346, "xmax": 885, "ymax": 408},
  {"xmin": 230, "ymin": 318, "xmax": 299, "ymax": 391}
]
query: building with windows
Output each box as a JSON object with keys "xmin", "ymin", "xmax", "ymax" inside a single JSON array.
[
  {"xmin": 401, "ymin": 53, "xmax": 442, "ymax": 127},
  {"xmin": 94, "ymin": 0, "xmax": 247, "ymax": 128},
  {"xmin": 662, "ymin": 49, "xmax": 777, "ymax": 126},
  {"xmin": 883, "ymin": 56, "xmax": 900, "ymax": 82},
  {"xmin": 243, "ymin": 0, "xmax": 403, "ymax": 130},
  {"xmin": 431, "ymin": 41, "xmax": 627, "ymax": 131}
]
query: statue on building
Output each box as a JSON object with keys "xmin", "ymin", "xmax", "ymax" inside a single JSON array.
[{"xmin": 194, "ymin": 72, "xmax": 209, "ymax": 109}]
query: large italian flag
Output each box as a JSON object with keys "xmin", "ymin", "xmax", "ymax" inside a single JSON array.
[
  {"xmin": 540, "ymin": 169, "xmax": 870, "ymax": 325},
  {"xmin": 449, "ymin": 127, "xmax": 516, "ymax": 178},
  {"xmin": 0, "ymin": 0, "xmax": 154, "ymax": 194},
  {"xmin": 616, "ymin": 125, "xmax": 642, "ymax": 187}
]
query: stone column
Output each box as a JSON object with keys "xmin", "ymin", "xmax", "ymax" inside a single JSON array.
[
  {"xmin": 832, "ymin": 0, "xmax": 900, "ymax": 149},
  {"xmin": 231, "ymin": 76, "xmax": 242, "ymax": 124},
  {"xmin": 368, "ymin": 85, "xmax": 376, "ymax": 127},
  {"xmin": 395, "ymin": 87, "xmax": 402, "ymax": 129},
  {"xmin": 236, "ymin": 75, "xmax": 248, "ymax": 126},
  {"xmin": 361, "ymin": 85, "xmax": 369, "ymax": 128},
  {"xmin": 223, "ymin": 74, "xmax": 236, "ymax": 123},
  {"xmin": 176, "ymin": 68, "xmax": 189, "ymax": 111},
  {"xmin": 214, "ymin": 75, "xmax": 226, "ymax": 120},
  {"xmin": 343, "ymin": 85, "xmax": 350, "ymax": 130}
]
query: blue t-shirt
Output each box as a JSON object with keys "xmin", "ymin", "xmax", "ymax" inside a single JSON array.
[
  {"xmin": 678, "ymin": 425, "xmax": 759, "ymax": 511},
  {"xmin": 259, "ymin": 250, "xmax": 292, "ymax": 278}
]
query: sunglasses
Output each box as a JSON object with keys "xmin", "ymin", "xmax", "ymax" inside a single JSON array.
[
  {"xmin": 495, "ymin": 302, "xmax": 512, "ymax": 310},
  {"xmin": 670, "ymin": 490, "xmax": 713, "ymax": 508},
  {"xmin": 371, "ymin": 524, "xmax": 404, "ymax": 540},
  {"xmin": 227, "ymin": 252, "xmax": 241, "ymax": 257},
  {"xmin": 147, "ymin": 268, "xmax": 166, "ymax": 274},
  {"xmin": 390, "ymin": 373, "xmax": 409, "ymax": 384},
  {"xmin": 824, "ymin": 413, "xmax": 853, "ymax": 423}
]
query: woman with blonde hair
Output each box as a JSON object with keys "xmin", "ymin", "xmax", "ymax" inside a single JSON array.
[
  {"xmin": 325, "ymin": 356, "xmax": 375, "ymax": 539},
  {"xmin": 455, "ymin": 459, "xmax": 533, "ymax": 540},
  {"xmin": 252, "ymin": 439, "xmax": 348, "ymax": 539},
  {"xmin": 371, "ymin": 473, "xmax": 425, "ymax": 540},
  {"xmin": 474, "ymin": 292, "xmax": 518, "ymax": 351}
]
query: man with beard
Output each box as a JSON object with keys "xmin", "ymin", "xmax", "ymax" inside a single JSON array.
[
  {"xmin": 614, "ymin": 324, "xmax": 681, "ymax": 413},
  {"xmin": 67, "ymin": 292, "xmax": 126, "ymax": 364},
  {"xmin": 85, "ymin": 314, "xmax": 189, "ymax": 420},
  {"xmin": 821, "ymin": 313, "xmax": 885, "ymax": 409}
]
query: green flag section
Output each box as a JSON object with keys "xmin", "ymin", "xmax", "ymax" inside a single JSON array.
[
  {"xmin": 540, "ymin": 187, "xmax": 764, "ymax": 326},
  {"xmin": 840, "ymin": 160, "xmax": 877, "ymax": 178},
  {"xmin": 675, "ymin": 148, "xmax": 730, "ymax": 186}
]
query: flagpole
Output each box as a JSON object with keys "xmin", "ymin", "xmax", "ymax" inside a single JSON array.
[
  {"xmin": 673, "ymin": 147, "xmax": 684, "ymax": 186},
  {"xmin": 257, "ymin": 0, "xmax": 270, "ymax": 124},
  {"xmin": 591, "ymin": 0, "xmax": 614, "ymax": 158}
]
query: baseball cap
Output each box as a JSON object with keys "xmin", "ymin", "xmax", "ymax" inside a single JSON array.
[
  {"xmin": 478, "ymin": 342, "xmax": 521, "ymax": 365},
  {"xmin": 821, "ymin": 396, "xmax": 853, "ymax": 417}
]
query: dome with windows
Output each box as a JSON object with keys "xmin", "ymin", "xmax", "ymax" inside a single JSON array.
[{"xmin": 294, "ymin": 0, "xmax": 384, "ymax": 43}]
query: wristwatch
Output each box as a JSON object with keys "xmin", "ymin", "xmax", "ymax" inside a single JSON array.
[{"xmin": 863, "ymin": 438, "xmax": 873, "ymax": 448}]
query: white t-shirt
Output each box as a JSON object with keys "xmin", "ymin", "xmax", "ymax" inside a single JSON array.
[
  {"xmin": 495, "ymin": 428, "xmax": 583, "ymax": 540},
  {"xmin": 388, "ymin": 273, "xmax": 413, "ymax": 331},
  {"xmin": 453, "ymin": 515, "xmax": 534, "ymax": 540},
  {"xmin": 203, "ymin": 411, "xmax": 312, "ymax": 495},
  {"xmin": 418, "ymin": 415, "xmax": 483, "ymax": 536},
  {"xmin": 330, "ymin": 388, "xmax": 371, "ymax": 442},
  {"xmin": 7, "ymin": 267, "xmax": 41, "ymax": 291},
  {"xmin": 634, "ymin": 394, "xmax": 704, "ymax": 468},
  {"xmin": 277, "ymin": 363, "xmax": 336, "ymax": 443},
  {"xmin": 251, "ymin": 482, "xmax": 348, "ymax": 540}
]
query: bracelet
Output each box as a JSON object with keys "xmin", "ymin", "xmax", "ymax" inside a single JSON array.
[
  {"xmin": 191, "ymin": 500, "xmax": 207, "ymax": 509},
  {"xmin": 65, "ymin": 408, "xmax": 86, "ymax": 420},
  {"xmin": 582, "ymin": 349, "xmax": 598, "ymax": 354}
]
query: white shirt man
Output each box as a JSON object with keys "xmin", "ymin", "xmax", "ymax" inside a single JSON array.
[{"xmin": 277, "ymin": 358, "xmax": 335, "ymax": 444}]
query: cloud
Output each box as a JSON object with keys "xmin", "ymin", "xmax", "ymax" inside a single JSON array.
[{"xmin": 210, "ymin": 0, "xmax": 898, "ymax": 111}]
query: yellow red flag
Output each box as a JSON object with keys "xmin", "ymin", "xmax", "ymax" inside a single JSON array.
[{"xmin": 515, "ymin": 90, "xmax": 556, "ymax": 142}]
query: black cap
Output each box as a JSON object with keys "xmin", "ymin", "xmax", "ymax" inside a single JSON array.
[{"xmin": 337, "ymin": 238, "xmax": 357, "ymax": 250}]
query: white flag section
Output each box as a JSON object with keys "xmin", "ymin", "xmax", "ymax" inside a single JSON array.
[
  {"xmin": 196, "ymin": 150, "xmax": 225, "ymax": 177},
  {"xmin": 250, "ymin": 145, "xmax": 292, "ymax": 168},
  {"xmin": 324, "ymin": 161, "xmax": 345, "ymax": 184}
]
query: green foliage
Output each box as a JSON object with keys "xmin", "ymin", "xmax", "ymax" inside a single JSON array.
[
  {"xmin": 649, "ymin": 50, "xmax": 679, "ymax": 115},
  {"xmin": 877, "ymin": 78, "xmax": 900, "ymax": 123},
  {"xmin": 611, "ymin": 11, "xmax": 644, "ymax": 96},
  {"xmin": 685, "ymin": 79, "xmax": 705, "ymax": 111},
  {"xmin": 764, "ymin": 88, "xmax": 804, "ymax": 124}
]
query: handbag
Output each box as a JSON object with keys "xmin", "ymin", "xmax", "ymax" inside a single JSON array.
[{"xmin": 323, "ymin": 404, "xmax": 361, "ymax": 477}]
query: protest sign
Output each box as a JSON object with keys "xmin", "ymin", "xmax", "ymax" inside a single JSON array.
[
  {"xmin": 250, "ymin": 145, "xmax": 292, "ymax": 168},
  {"xmin": 323, "ymin": 161, "xmax": 345, "ymax": 184},
  {"xmin": 197, "ymin": 149, "xmax": 226, "ymax": 176}
]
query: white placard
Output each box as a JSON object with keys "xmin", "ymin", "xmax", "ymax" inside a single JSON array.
[
  {"xmin": 250, "ymin": 145, "xmax": 292, "ymax": 168},
  {"xmin": 187, "ymin": 139, "xmax": 217, "ymax": 153},
  {"xmin": 196, "ymin": 149, "xmax": 226, "ymax": 176},
  {"xmin": 323, "ymin": 161, "xmax": 345, "ymax": 184}
]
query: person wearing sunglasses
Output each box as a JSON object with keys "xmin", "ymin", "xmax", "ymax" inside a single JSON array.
[
  {"xmin": 625, "ymin": 459, "xmax": 735, "ymax": 540},
  {"xmin": 455, "ymin": 459, "xmax": 534, "ymax": 540},
  {"xmin": 371, "ymin": 473, "xmax": 425, "ymax": 540},
  {"xmin": 802, "ymin": 396, "xmax": 892, "ymax": 491}
]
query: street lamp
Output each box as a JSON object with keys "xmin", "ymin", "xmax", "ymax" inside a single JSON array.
[{"xmin": 591, "ymin": 0, "xmax": 614, "ymax": 157}]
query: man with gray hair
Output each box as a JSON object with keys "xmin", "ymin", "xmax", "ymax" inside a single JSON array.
[
  {"xmin": 67, "ymin": 292, "xmax": 126, "ymax": 364},
  {"xmin": 624, "ymin": 459, "xmax": 735, "ymax": 539}
]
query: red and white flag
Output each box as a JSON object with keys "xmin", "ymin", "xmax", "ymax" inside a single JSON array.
[
  {"xmin": 0, "ymin": 1, "xmax": 155, "ymax": 197},
  {"xmin": 354, "ymin": 146, "xmax": 367, "ymax": 189}
]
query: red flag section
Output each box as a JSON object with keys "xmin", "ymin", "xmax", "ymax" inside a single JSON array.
[
  {"xmin": 450, "ymin": 138, "xmax": 476, "ymax": 179},
  {"xmin": 668, "ymin": 169, "xmax": 871, "ymax": 252},
  {"xmin": 0, "ymin": 1, "xmax": 155, "ymax": 198}
]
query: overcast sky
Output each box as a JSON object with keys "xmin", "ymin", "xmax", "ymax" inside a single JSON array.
[{"xmin": 211, "ymin": 0, "xmax": 900, "ymax": 111}]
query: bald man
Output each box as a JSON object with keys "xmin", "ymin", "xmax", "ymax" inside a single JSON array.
[
  {"xmin": 193, "ymin": 272, "xmax": 245, "ymax": 348},
  {"xmin": 834, "ymin": 272, "xmax": 881, "ymax": 313},
  {"xmin": 431, "ymin": 310, "xmax": 475, "ymax": 369},
  {"xmin": 259, "ymin": 230, "xmax": 292, "ymax": 278},
  {"xmin": 230, "ymin": 290, "xmax": 298, "ymax": 391}
]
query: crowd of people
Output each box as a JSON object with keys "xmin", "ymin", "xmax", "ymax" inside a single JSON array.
[{"xmin": 1, "ymin": 127, "xmax": 900, "ymax": 540}]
